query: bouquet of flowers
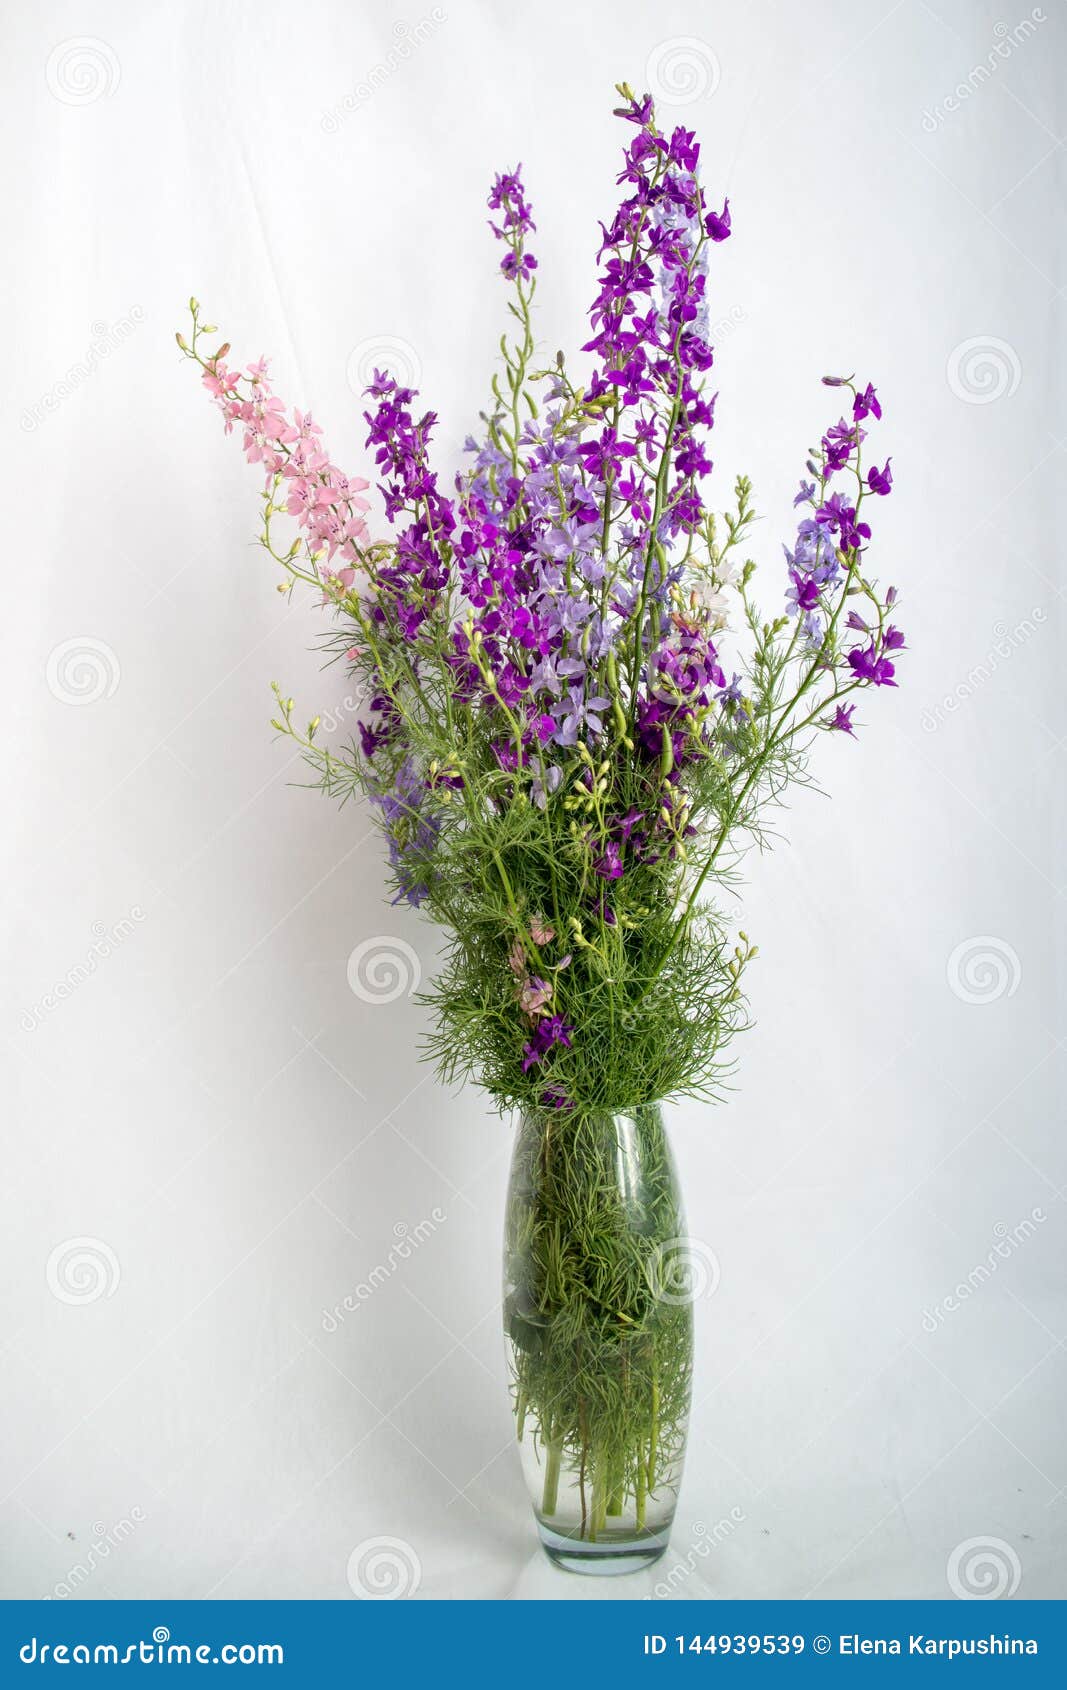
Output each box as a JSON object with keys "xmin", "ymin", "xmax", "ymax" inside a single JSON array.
[{"xmin": 178, "ymin": 83, "xmax": 902, "ymax": 1568}]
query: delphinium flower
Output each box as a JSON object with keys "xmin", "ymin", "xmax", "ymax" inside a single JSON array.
[{"xmin": 194, "ymin": 335, "xmax": 373, "ymax": 582}]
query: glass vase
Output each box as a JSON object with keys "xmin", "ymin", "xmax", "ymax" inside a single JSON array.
[{"xmin": 503, "ymin": 1103, "xmax": 693, "ymax": 1574}]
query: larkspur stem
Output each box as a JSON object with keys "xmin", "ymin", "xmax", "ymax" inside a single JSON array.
[{"xmin": 541, "ymin": 1438, "xmax": 562, "ymax": 1517}]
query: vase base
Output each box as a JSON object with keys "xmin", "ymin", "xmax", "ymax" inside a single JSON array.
[{"xmin": 537, "ymin": 1520, "xmax": 672, "ymax": 1576}]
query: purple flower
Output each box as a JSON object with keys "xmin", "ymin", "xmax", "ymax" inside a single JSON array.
[
  {"xmin": 576, "ymin": 426, "xmax": 637, "ymax": 480},
  {"xmin": 488, "ymin": 167, "xmax": 536, "ymax": 235},
  {"xmin": 366, "ymin": 368, "xmax": 398, "ymax": 400},
  {"xmin": 594, "ymin": 841, "xmax": 624, "ymax": 880},
  {"xmin": 502, "ymin": 250, "xmax": 538, "ymax": 282},
  {"xmin": 495, "ymin": 662, "xmax": 531, "ymax": 708},
  {"xmin": 816, "ymin": 493, "xmax": 871, "ymax": 552},
  {"xmin": 823, "ymin": 435, "xmax": 852, "ymax": 475},
  {"xmin": 829, "ymin": 702, "xmax": 857, "ymax": 735},
  {"xmin": 540, "ymin": 1086, "xmax": 573, "ymax": 1110},
  {"xmin": 787, "ymin": 568, "xmax": 822, "ymax": 613},
  {"xmin": 531, "ymin": 764, "xmax": 562, "ymax": 809},
  {"xmin": 521, "ymin": 1015, "xmax": 573, "ymax": 1071},
  {"xmin": 552, "ymin": 684, "xmax": 610, "ymax": 747},
  {"xmin": 853, "ymin": 382, "xmax": 882, "ymax": 422},
  {"xmin": 825, "ymin": 417, "xmax": 860, "ymax": 449},
  {"xmin": 847, "ymin": 642, "xmax": 898, "ymax": 687},
  {"xmin": 487, "ymin": 165, "xmax": 537, "ymax": 283},
  {"xmin": 370, "ymin": 757, "xmax": 439, "ymax": 906},
  {"xmin": 358, "ymin": 720, "xmax": 387, "ymax": 758},
  {"xmin": 706, "ymin": 197, "xmax": 731, "ymax": 241},
  {"xmin": 718, "ymin": 673, "xmax": 745, "ymax": 711},
  {"xmin": 534, "ymin": 516, "xmax": 600, "ymax": 564},
  {"xmin": 868, "ymin": 457, "xmax": 893, "ymax": 496},
  {"xmin": 492, "ymin": 740, "xmax": 520, "ymax": 773}
]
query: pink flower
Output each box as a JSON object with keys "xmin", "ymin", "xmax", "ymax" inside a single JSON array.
[
  {"xmin": 201, "ymin": 350, "xmax": 372, "ymax": 568},
  {"xmin": 518, "ymin": 976, "xmax": 553, "ymax": 1016},
  {"xmin": 507, "ymin": 939, "xmax": 525, "ymax": 976},
  {"xmin": 202, "ymin": 365, "xmax": 237, "ymax": 400},
  {"xmin": 529, "ymin": 914, "xmax": 554, "ymax": 946}
]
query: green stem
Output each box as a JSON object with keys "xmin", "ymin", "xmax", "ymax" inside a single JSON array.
[
  {"xmin": 590, "ymin": 1463, "xmax": 607, "ymax": 1540},
  {"xmin": 541, "ymin": 1437, "xmax": 562, "ymax": 1517},
  {"xmin": 606, "ymin": 1473, "xmax": 624, "ymax": 1516},
  {"xmin": 635, "ymin": 1443, "xmax": 647, "ymax": 1529},
  {"xmin": 578, "ymin": 1402, "xmax": 589, "ymax": 1538},
  {"xmin": 627, "ymin": 401, "xmax": 681, "ymax": 732}
]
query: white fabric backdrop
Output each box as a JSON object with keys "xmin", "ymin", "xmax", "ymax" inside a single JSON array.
[{"xmin": 3, "ymin": 0, "xmax": 1064, "ymax": 1602}]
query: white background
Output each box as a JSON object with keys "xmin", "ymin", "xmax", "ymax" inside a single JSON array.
[{"xmin": 3, "ymin": 0, "xmax": 1064, "ymax": 1603}]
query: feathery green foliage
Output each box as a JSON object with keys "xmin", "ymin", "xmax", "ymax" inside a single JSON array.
[{"xmin": 505, "ymin": 1104, "xmax": 692, "ymax": 1541}]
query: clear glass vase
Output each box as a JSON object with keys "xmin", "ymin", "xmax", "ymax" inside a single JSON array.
[{"xmin": 503, "ymin": 1103, "xmax": 693, "ymax": 1574}]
